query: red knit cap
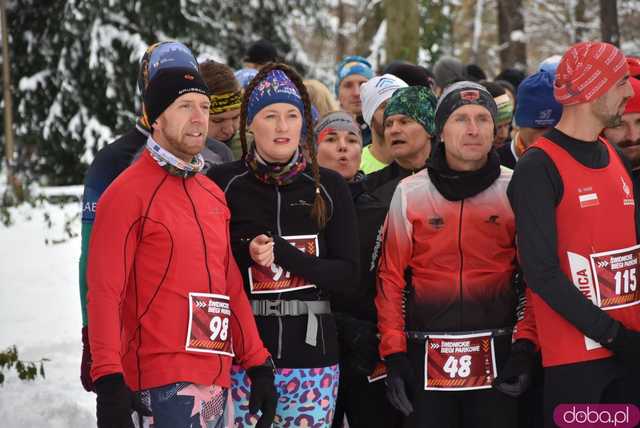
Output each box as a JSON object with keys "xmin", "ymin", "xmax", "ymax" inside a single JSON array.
[
  {"xmin": 624, "ymin": 77, "xmax": 640, "ymax": 114},
  {"xmin": 554, "ymin": 42, "xmax": 628, "ymax": 105},
  {"xmin": 627, "ymin": 57, "xmax": 640, "ymax": 79}
]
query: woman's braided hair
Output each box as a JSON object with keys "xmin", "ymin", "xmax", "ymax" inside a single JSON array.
[{"xmin": 240, "ymin": 62, "xmax": 327, "ymax": 229}]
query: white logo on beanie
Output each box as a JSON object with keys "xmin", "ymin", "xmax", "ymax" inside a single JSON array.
[{"xmin": 361, "ymin": 74, "xmax": 408, "ymax": 126}]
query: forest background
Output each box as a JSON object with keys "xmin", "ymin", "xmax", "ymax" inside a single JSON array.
[{"xmin": 1, "ymin": 0, "xmax": 639, "ymax": 189}]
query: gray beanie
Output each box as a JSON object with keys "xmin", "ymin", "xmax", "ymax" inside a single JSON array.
[{"xmin": 433, "ymin": 56, "xmax": 464, "ymax": 89}]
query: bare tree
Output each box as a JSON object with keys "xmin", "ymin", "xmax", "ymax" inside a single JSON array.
[
  {"xmin": 384, "ymin": 0, "xmax": 419, "ymax": 63},
  {"xmin": 0, "ymin": 0, "xmax": 17, "ymax": 201},
  {"xmin": 336, "ymin": 0, "xmax": 347, "ymax": 62},
  {"xmin": 497, "ymin": 0, "xmax": 527, "ymax": 70},
  {"xmin": 354, "ymin": 1, "xmax": 384, "ymax": 60},
  {"xmin": 600, "ymin": 0, "xmax": 620, "ymax": 46}
]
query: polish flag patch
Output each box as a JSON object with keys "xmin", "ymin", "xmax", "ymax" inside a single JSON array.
[{"xmin": 579, "ymin": 193, "xmax": 599, "ymax": 208}]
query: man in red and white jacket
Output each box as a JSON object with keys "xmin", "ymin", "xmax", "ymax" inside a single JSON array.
[
  {"xmin": 376, "ymin": 81, "xmax": 527, "ymax": 427},
  {"xmin": 509, "ymin": 41, "xmax": 640, "ymax": 423},
  {"xmin": 87, "ymin": 45, "xmax": 276, "ymax": 428}
]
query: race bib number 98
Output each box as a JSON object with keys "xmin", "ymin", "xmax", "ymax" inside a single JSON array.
[
  {"xmin": 424, "ymin": 332, "xmax": 496, "ymax": 391},
  {"xmin": 185, "ymin": 293, "xmax": 234, "ymax": 357},
  {"xmin": 248, "ymin": 235, "xmax": 318, "ymax": 294}
]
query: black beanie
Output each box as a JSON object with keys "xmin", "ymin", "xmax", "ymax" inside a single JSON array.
[
  {"xmin": 434, "ymin": 81, "xmax": 497, "ymax": 136},
  {"xmin": 144, "ymin": 67, "xmax": 209, "ymax": 124},
  {"xmin": 383, "ymin": 61, "xmax": 435, "ymax": 89}
]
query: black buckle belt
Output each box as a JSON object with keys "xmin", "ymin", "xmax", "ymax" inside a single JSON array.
[
  {"xmin": 406, "ymin": 327, "xmax": 513, "ymax": 341},
  {"xmin": 250, "ymin": 300, "xmax": 331, "ymax": 347}
]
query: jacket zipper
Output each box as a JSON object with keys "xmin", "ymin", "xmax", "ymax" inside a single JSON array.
[
  {"xmin": 275, "ymin": 185, "xmax": 283, "ymax": 359},
  {"xmin": 458, "ymin": 200, "xmax": 464, "ymax": 330}
]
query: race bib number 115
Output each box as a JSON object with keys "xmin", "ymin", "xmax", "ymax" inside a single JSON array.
[{"xmin": 590, "ymin": 244, "xmax": 640, "ymax": 310}]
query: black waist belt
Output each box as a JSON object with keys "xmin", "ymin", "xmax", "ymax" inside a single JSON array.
[
  {"xmin": 406, "ymin": 327, "xmax": 513, "ymax": 341},
  {"xmin": 250, "ymin": 300, "xmax": 331, "ymax": 347}
]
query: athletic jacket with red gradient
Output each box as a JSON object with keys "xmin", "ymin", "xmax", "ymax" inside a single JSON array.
[
  {"xmin": 376, "ymin": 167, "xmax": 521, "ymax": 358},
  {"xmin": 87, "ymin": 150, "xmax": 269, "ymax": 391}
]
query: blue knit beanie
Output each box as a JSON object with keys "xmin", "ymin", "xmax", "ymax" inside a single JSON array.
[
  {"xmin": 137, "ymin": 41, "xmax": 199, "ymax": 97},
  {"xmin": 514, "ymin": 71, "xmax": 562, "ymax": 129},
  {"xmin": 335, "ymin": 55, "xmax": 374, "ymax": 94},
  {"xmin": 246, "ymin": 69, "xmax": 305, "ymax": 124}
]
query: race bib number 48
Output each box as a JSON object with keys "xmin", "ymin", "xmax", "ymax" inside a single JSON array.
[
  {"xmin": 248, "ymin": 235, "xmax": 319, "ymax": 294},
  {"xmin": 185, "ymin": 293, "xmax": 234, "ymax": 357},
  {"xmin": 590, "ymin": 244, "xmax": 640, "ymax": 310},
  {"xmin": 424, "ymin": 332, "xmax": 496, "ymax": 391}
]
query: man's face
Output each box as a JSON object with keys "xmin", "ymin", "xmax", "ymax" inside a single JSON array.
[
  {"xmin": 592, "ymin": 75, "xmax": 634, "ymax": 128},
  {"xmin": 371, "ymin": 101, "xmax": 387, "ymax": 139},
  {"xmin": 249, "ymin": 102, "xmax": 302, "ymax": 163},
  {"xmin": 208, "ymin": 108, "xmax": 241, "ymax": 142},
  {"xmin": 339, "ymin": 75, "xmax": 369, "ymax": 116},
  {"xmin": 494, "ymin": 121, "xmax": 511, "ymax": 149},
  {"xmin": 603, "ymin": 112, "xmax": 640, "ymax": 146},
  {"xmin": 603, "ymin": 112, "xmax": 640, "ymax": 169},
  {"xmin": 153, "ymin": 92, "xmax": 210, "ymax": 162},
  {"xmin": 441, "ymin": 104, "xmax": 494, "ymax": 171},
  {"xmin": 384, "ymin": 114, "xmax": 431, "ymax": 162},
  {"xmin": 316, "ymin": 129, "xmax": 362, "ymax": 180}
]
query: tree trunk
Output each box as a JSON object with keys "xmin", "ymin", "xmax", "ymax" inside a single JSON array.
[
  {"xmin": 336, "ymin": 0, "xmax": 347, "ymax": 62},
  {"xmin": 574, "ymin": 0, "xmax": 587, "ymax": 42},
  {"xmin": 384, "ymin": 0, "xmax": 419, "ymax": 63},
  {"xmin": 497, "ymin": 0, "xmax": 527, "ymax": 70},
  {"xmin": 354, "ymin": 1, "xmax": 384, "ymax": 60},
  {"xmin": 0, "ymin": 0, "xmax": 16, "ymax": 201},
  {"xmin": 600, "ymin": 0, "xmax": 620, "ymax": 47}
]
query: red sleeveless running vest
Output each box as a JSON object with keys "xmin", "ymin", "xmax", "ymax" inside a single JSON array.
[{"xmin": 530, "ymin": 137, "xmax": 640, "ymax": 367}]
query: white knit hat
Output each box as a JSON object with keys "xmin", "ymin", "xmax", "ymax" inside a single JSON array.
[{"xmin": 360, "ymin": 74, "xmax": 408, "ymax": 126}]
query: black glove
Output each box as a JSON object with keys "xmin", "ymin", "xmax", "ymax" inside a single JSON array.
[
  {"xmin": 247, "ymin": 358, "xmax": 278, "ymax": 428},
  {"xmin": 493, "ymin": 339, "xmax": 537, "ymax": 398},
  {"xmin": 334, "ymin": 313, "xmax": 380, "ymax": 375},
  {"xmin": 94, "ymin": 373, "xmax": 150, "ymax": 428},
  {"xmin": 604, "ymin": 322, "xmax": 640, "ymax": 368},
  {"xmin": 81, "ymin": 326, "xmax": 94, "ymax": 392},
  {"xmin": 384, "ymin": 353, "xmax": 416, "ymax": 416}
]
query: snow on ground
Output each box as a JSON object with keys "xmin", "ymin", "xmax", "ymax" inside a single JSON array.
[{"xmin": 0, "ymin": 198, "xmax": 96, "ymax": 427}]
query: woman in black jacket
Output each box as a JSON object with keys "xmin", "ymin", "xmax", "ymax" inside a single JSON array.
[{"xmin": 207, "ymin": 63, "xmax": 359, "ymax": 428}]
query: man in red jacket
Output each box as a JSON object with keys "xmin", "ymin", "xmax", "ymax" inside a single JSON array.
[
  {"xmin": 376, "ymin": 81, "xmax": 523, "ymax": 427},
  {"xmin": 87, "ymin": 50, "xmax": 277, "ymax": 428},
  {"xmin": 509, "ymin": 41, "xmax": 640, "ymax": 424}
]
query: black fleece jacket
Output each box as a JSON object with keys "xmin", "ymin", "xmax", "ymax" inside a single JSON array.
[{"xmin": 208, "ymin": 160, "xmax": 359, "ymax": 368}]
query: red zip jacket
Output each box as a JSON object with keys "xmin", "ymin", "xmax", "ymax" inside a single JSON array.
[
  {"xmin": 376, "ymin": 167, "xmax": 519, "ymax": 357},
  {"xmin": 529, "ymin": 138, "xmax": 640, "ymax": 366},
  {"xmin": 88, "ymin": 150, "xmax": 269, "ymax": 391}
]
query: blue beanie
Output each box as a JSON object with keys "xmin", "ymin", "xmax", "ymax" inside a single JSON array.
[
  {"xmin": 246, "ymin": 69, "xmax": 304, "ymax": 124},
  {"xmin": 137, "ymin": 41, "xmax": 199, "ymax": 97},
  {"xmin": 335, "ymin": 55, "xmax": 374, "ymax": 94},
  {"xmin": 514, "ymin": 71, "xmax": 562, "ymax": 129},
  {"xmin": 234, "ymin": 67, "xmax": 258, "ymax": 89}
]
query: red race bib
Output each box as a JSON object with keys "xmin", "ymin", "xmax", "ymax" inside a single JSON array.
[
  {"xmin": 185, "ymin": 293, "xmax": 234, "ymax": 357},
  {"xmin": 424, "ymin": 332, "xmax": 496, "ymax": 391},
  {"xmin": 590, "ymin": 244, "xmax": 640, "ymax": 311},
  {"xmin": 367, "ymin": 362, "xmax": 388, "ymax": 383},
  {"xmin": 248, "ymin": 235, "xmax": 319, "ymax": 294}
]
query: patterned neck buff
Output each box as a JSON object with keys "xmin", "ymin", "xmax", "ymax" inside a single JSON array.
[
  {"xmin": 245, "ymin": 144, "xmax": 307, "ymax": 186},
  {"xmin": 146, "ymin": 137, "xmax": 204, "ymax": 177},
  {"xmin": 210, "ymin": 91, "xmax": 242, "ymax": 114}
]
